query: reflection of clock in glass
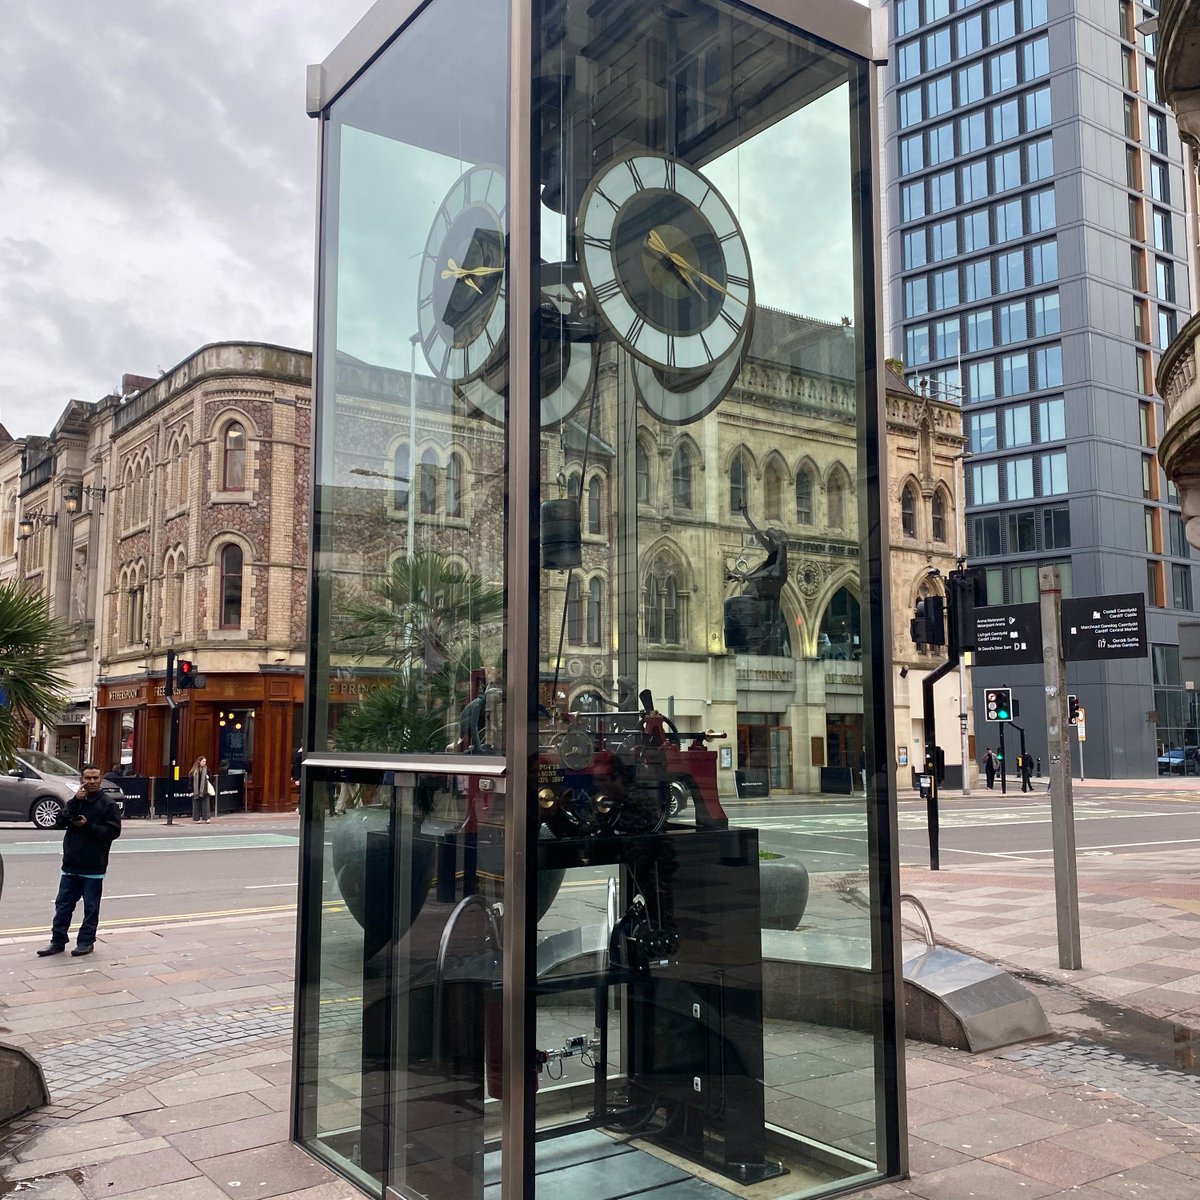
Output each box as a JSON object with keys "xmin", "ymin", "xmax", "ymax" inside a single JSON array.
[
  {"xmin": 633, "ymin": 324, "xmax": 751, "ymax": 426},
  {"xmin": 456, "ymin": 283, "xmax": 594, "ymax": 427},
  {"xmin": 417, "ymin": 165, "xmax": 506, "ymax": 382},
  {"xmin": 577, "ymin": 153, "xmax": 753, "ymax": 375}
]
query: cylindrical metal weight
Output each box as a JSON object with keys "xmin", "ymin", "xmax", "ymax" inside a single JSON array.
[{"xmin": 541, "ymin": 498, "xmax": 582, "ymax": 569}]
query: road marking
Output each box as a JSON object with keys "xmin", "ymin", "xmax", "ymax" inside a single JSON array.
[
  {"xmin": 106, "ymin": 893, "xmax": 155, "ymax": 899},
  {"xmin": 245, "ymin": 883, "xmax": 295, "ymax": 889},
  {"xmin": 1017, "ymin": 836, "xmax": 1200, "ymax": 855},
  {"xmin": 0, "ymin": 834, "xmax": 299, "ymax": 856}
]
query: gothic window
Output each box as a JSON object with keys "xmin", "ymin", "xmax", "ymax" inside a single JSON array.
[
  {"xmin": 796, "ymin": 470, "xmax": 813, "ymax": 524},
  {"xmin": 644, "ymin": 556, "xmax": 686, "ymax": 645},
  {"xmin": 818, "ymin": 586, "xmax": 861, "ymax": 660},
  {"xmin": 635, "ymin": 443, "xmax": 650, "ymax": 502},
  {"xmin": 393, "ymin": 444, "xmax": 411, "ymax": 510},
  {"xmin": 446, "ymin": 453, "xmax": 463, "ymax": 518},
  {"xmin": 587, "ymin": 476, "xmax": 602, "ymax": 533},
  {"xmin": 672, "ymin": 446, "xmax": 693, "ymax": 510},
  {"xmin": 828, "ymin": 470, "xmax": 847, "ymax": 529},
  {"xmin": 587, "ymin": 577, "xmax": 602, "ymax": 645},
  {"xmin": 902, "ymin": 485, "xmax": 918, "ymax": 538},
  {"xmin": 764, "ymin": 463, "xmax": 784, "ymax": 521},
  {"xmin": 125, "ymin": 564, "xmax": 146, "ymax": 646},
  {"xmin": 220, "ymin": 543, "xmax": 244, "ymax": 629},
  {"xmin": 176, "ymin": 434, "xmax": 190, "ymax": 506},
  {"xmin": 566, "ymin": 576, "xmax": 583, "ymax": 644},
  {"xmin": 222, "ymin": 422, "xmax": 247, "ymax": 491},
  {"xmin": 419, "ymin": 449, "xmax": 438, "ymax": 514},
  {"xmin": 932, "ymin": 491, "xmax": 947, "ymax": 541},
  {"xmin": 730, "ymin": 451, "xmax": 748, "ymax": 514}
]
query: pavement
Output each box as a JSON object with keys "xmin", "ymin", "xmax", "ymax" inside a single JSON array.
[{"xmin": 0, "ymin": 784, "xmax": 1197, "ymax": 1200}]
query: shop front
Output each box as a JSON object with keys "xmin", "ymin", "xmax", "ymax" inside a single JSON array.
[
  {"xmin": 295, "ymin": 2, "xmax": 902, "ymax": 1198},
  {"xmin": 95, "ymin": 669, "xmax": 303, "ymax": 812}
]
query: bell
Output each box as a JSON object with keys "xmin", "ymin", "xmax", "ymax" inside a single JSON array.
[{"xmin": 541, "ymin": 498, "xmax": 582, "ymax": 569}]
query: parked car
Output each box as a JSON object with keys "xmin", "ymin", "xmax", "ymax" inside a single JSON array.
[
  {"xmin": 1156, "ymin": 747, "xmax": 1200, "ymax": 775},
  {"xmin": 0, "ymin": 751, "xmax": 81, "ymax": 827}
]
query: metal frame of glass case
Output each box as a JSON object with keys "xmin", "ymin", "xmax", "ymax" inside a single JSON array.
[{"xmin": 295, "ymin": 3, "xmax": 904, "ymax": 1199}]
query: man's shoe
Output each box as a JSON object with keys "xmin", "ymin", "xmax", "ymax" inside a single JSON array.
[
  {"xmin": 36, "ymin": 943, "xmax": 66, "ymax": 956},
  {"xmin": 71, "ymin": 944, "xmax": 94, "ymax": 957}
]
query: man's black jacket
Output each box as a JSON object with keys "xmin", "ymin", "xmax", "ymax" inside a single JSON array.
[{"xmin": 57, "ymin": 787, "xmax": 123, "ymax": 875}]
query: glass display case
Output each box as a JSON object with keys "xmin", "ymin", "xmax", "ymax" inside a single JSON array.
[{"xmin": 294, "ymin": 2, "xmax": 902, "ymax": 1198}]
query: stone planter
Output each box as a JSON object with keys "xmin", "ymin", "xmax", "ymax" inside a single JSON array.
[{"xmin": 759, "ymin": 857, "xmax": 810, "ymax": 930}]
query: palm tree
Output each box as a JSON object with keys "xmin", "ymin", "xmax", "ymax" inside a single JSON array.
[
  {"xmin": 333, "ymin": 552, "xmax": 505, "ymax": 755},
  {"xmin": 0, "ymin": 583, "xmax": 69, "ymax": 767}
]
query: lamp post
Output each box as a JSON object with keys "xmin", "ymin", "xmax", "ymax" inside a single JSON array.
[{"xmin": 952, "ymin": 449, "xmax": 973, "ymax": 796}]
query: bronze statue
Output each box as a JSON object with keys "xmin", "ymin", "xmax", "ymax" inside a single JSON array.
[{"xmin": 724, "ymin": 504, "xmax": 789, "ymax": 655}]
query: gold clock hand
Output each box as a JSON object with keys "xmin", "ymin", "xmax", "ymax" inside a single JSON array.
[
  {"xmin": 646, "ymin": 228, "xmax": 733, "ymax": 298},
  {"xmin": 440, "ymin": 259, "xmax": 504, "ymax": 295}
]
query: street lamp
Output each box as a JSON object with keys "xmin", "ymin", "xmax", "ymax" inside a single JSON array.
[
  {"xmin": 17, "ymin": 510, "xmax": 57, "ymax": 540},
  {"xmin": 952, "ymin": 448, "xmax": 973, "ymax": 796},
  {"xmin": 62, "ymin": 481, "xmax": 107, "ymax": 514}
]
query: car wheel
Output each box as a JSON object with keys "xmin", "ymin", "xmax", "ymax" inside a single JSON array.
[
  {"xmin": 31, "ymin": 797, "xmax": 63, "ymax": 829},
  {"xmin": 667, "ymin": 779, "xmax": 694, "ymax": 819}
]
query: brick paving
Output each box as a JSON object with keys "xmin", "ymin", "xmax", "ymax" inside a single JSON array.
[{"xmin": 0, "ymin": 789, "xmax": 1197, "ymax": 1199}]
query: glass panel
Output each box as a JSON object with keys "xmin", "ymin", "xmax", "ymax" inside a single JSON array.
[
  {"xmin": 530, "ymin": 4, "xmax": 889, "ymax": 1198},
  {"xmin": 299, "ymin": 0, "xmax": 509, "ymax": 1196}
]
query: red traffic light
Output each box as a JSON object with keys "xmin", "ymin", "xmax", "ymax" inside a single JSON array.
[{"xmin": 177, "ymin": 659, "xmax": 197, "ymax": 689}]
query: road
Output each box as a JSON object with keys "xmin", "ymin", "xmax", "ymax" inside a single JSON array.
[{"xmin": 1, "ymin": 786, "xmax": 1197, "ymax": 935}]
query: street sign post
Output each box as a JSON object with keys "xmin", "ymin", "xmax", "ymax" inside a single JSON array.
[
  {"xmin": 1060, "ymin": 593, "xmax": 1148, "ymax": 661},
  {"xmin": 972, "ymin": 604, "xmax": 1043, "ymax": 666}
]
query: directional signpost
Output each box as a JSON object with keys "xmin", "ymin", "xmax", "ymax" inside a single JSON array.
[
  {"xmin": 1060, "ymin": 593, "xmax": 1148, "ymax": 661},
  {"xmin": 972, "ymin": 603, "xmax": 1043, "ymax": 666}
]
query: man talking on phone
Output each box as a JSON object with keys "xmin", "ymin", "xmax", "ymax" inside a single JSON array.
[{"xmin": 36, "ymin": 763, "xmax": 123, "ymax": 958}]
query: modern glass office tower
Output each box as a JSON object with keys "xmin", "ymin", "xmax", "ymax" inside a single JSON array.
[{"xmin": 885, "ymin": 0, "xmax": 1197, "ymax": 776}]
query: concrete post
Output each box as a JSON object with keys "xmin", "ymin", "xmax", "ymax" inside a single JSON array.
[{"xmin": 1039, "ymin": 565, "xmax": 1081, "ymax": 969}]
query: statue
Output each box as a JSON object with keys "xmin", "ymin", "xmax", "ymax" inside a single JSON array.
[{"xmin": 724, "ymin": 504, "xmax": 789, "ymax": 655}]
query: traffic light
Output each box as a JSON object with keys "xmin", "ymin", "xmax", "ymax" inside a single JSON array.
[
  {"xmin": 985, "ymin": 687, "xmax": 1013, "ymax": 722},
  {"xmin": 910, "ymin": 596, "xmax": 946, "ymax": 648},
  {"xmin": 1067, "ymin": 694, "xmax": 1079, "ymax": 725},
  {"xmin": 950, "ymin": 566, "xmax": 986, "ymax": 652},
  {"xmin": 176, "ymin": 659, "xmax": 198, "ymax": 689}
]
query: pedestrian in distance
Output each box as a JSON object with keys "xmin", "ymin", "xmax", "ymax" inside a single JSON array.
[
  {"xmin": 983, "ymin": 747, "xmax": 997, "ymax": 789},
  {"xmin": 190, "ymin": 755, "xmax": 213, "ymax": 823},
  {"xmin": 1020, "ymin": 753, "xmax": 1034, "ymax": 793},
  {"xmin": 36, "ymin": 763, "xmax": 123, "ymax": 958}
]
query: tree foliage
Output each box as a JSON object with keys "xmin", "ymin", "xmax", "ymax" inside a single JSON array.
[
  {"xmin": 333, "ymin": 553, "xmax": 505, "ymax": 755},
  {"xmin": 0, "ymin": 584, "xmax": 70, "ymax": 766}
]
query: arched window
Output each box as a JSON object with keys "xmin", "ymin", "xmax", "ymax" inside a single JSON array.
[
  {"xmin": 730, "ymin": 451, "xmax": 747, "ymax": 514},
  {"xmin": 567, "ymin": 472, "xmax": 581, "ymax": 502},
  {"xmin": 566, "ymin": 576, "xmax": 583, "ymax": 644},
  {"xmin": 795, "ymin": 470, "xmax": 813, "ymax": 524},
  {"xmin": 663, "ymin": 576, "xmax": 679, "ymax": 644},
  {"xmin": 587, "ymin": 476, "xmax": 602, "ymax": 534},
  {"xmin": 220, "ymin": 543, "xmax": 244, "ymax": 629},
  {"xmin": 672, "ymin": 446, "xmax": 692, "ymax": 510},
  {"xmin": 164, "ymin": 550, "xmax": 184, "ymax": 638},
  {"xmin": 901, "ymin": 485, "xmax": 918, "ymax": 538},
  {"xmin": 222, "ymin": 422, "xmax": 246, "ymax": 492},
  {"xmin": 932, "ymin": 491, "xmax": 947, "ymax": 541},
  {"xmin": 176, "ymin": 434, "xmax": 190, "ymax": 507},
  {"xmin": 419, "ymin": 449, "xmax": 438, "ymax": 514},
  {"xmin": 764, "ymin": 463, "xmax": 783, "ymax": 521},
  {"xmin": 587, "ymin": 577, "xmax": 603, "ymax": 645},
  {"xmin": 818, "ymin": 586, "xmax": 861, "ymax": 660},
  {"xmin": 644, "ymin": 578, "xmax": 660, "ymax": 642},
  {"xmin": 393, "ymin": 444, "xmax": 411, "ymax": 510},
  {"xmin": 828, "ymin": 471, "xmax": 846, "ymax": 529},
  {"xmin": 1, "ymin": 492, "xmax": 15, "ymax": 556},
  {"xmin": 446, "ymin": 453, "xmax": 463, "ymax": 518},
  {"xmin": 125, "ymin": 563, "xmax": 146, "ymax": 646},
  {"xmin": 636, "ymin": 443, "xmax": 650, "ymax": 502}
]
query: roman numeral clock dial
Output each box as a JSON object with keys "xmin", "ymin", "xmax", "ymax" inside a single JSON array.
[
  {"xmin": 576, "ymin": 153, "xmax": 755, "ymax": 424},
  {"xmin": 417, "ymin": 165, "xmax": 507, "ymax": 386}
]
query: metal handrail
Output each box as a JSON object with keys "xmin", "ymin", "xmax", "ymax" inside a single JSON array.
[
  {"xmin": 432, "ymin": 895, "xmax": 503, "ymax": 1062},
  {"xmin": 899, "ymin": 893, "xmax": 936, "ymax": 948}
]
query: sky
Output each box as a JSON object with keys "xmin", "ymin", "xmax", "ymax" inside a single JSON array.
[
  {"xmin": 2, "ymin": 0, "xmax": 862, "ymax": 441},
  {"xmin": 0, "ymin": 0, "xmax": 370, "ymax": 439}
]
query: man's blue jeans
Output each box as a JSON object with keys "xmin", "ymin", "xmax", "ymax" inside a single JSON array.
[{"xmin": 50, "ymin": 873, "xmax": 104, "ymax": 947}]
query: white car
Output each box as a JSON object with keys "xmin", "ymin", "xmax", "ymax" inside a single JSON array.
[{"xmin": 0, "ymin": 751, "xmax": 81, "ymax": 828}]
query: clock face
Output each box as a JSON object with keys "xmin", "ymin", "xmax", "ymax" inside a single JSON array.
[
  {"xmin": 577, "ymin": 154, "xmax": 753, "ymax": 374},
  {"xmin": 417, "ymin": 165, "xmax": 506, "ymax": 382},
  {"xmin": 456, "ymin": 284, "xmax": 594, "ymax": 427},
  {"xmin": 633, "ymin": 326, "xmax": 749, "ymax": 426}
]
